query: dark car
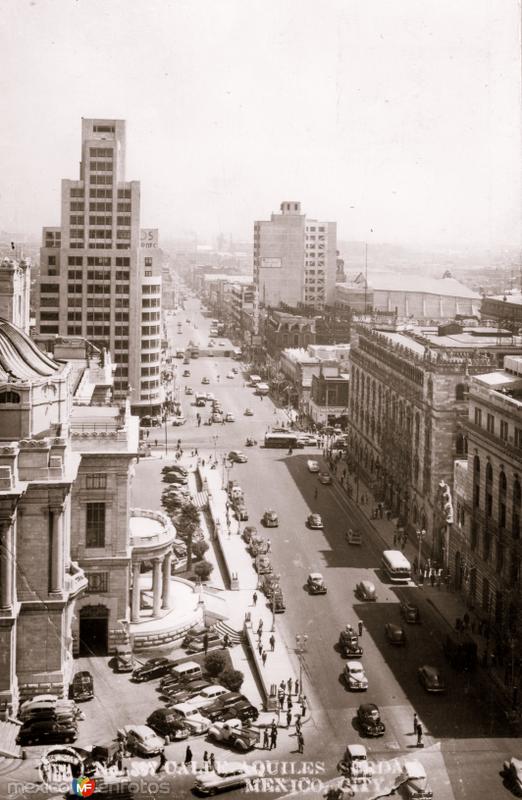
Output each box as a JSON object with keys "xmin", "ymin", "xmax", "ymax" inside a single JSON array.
[
  {"xmin": 204, "ymin": 692, "xmax": 250, "ymax": 722},
  {"xmin": 385, "ymin": 623, "xmax": 407, "ymax": 646},
  {"xmin": 418, "ymin": 665, "xmax": 446, "ymax": 693},
  {"xmin": 163, "ymin": 471, "xmax": 188, "ymax": 485},
  {"xmin": 162, "ymin": 464, "xmax": 188, "ymax": 477},
  {"xmin": 400, "ymin": 601, "xmax": 420, "ymax": 623},
  {"xmin": 69, "ymin": 670, "xmax": 94, "ymax": 701},
  {"xmin": 18, "ymin": 718, "xmax": 78, "ymax": 746},
  {"xmin": 262, "ymin": 509, "xmax": 279, "ymax": 527},
  {"xmin": 338, "ymin": 631, "xmax": 363, "ymax": 658},
  {"xmin": 220, "ymin": 700, "xmax": 259, "ymax": 724},
  {"xmin": 163, "ymin": 679, "xmax": 211, "ymax": 702},
  {"xmin": 270, "ymin": 589, "xmax": 286, "ymax": 613},
  {"xmin": 132, "ymin": 658, "xmax": 175, "ymax": 683},
  {"xmin": 443, "ymin": 632, "xmax": 477, "ymax": 671},
  {"xmin": 357, "ymin": 703, "xmax": 386, "ymax": 737},
  {"xmin": 242, "ymin": 526, "xmax": 258, "ymax": 544},
  {"xmin": 307, "ymin": 572, "xmax": 327, "ymax": 594},
  {"xmin": 146, "ymin": 708, "xmax": 190, "ymax": 740}
]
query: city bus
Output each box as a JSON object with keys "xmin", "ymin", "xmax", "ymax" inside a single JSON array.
[
  {"xmin": 264, "ymin": 433, "xmax": 304, "ymax": 449},
  {"xmin": 381, "ymin": 550, "xmax": 411, "ymax": 583}
]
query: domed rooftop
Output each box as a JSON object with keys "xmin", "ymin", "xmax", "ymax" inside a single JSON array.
[{"xmin": 0, "ymin": 319, "xmax": 60, "ymax": 382}]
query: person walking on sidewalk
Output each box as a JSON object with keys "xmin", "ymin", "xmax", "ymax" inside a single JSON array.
[
  {"xmin": 358, "ymin": 620, "xmax": 363, "ymax": 637},
  {"xmin": 203, "ymin": 751, "xmax": 209, "ymax": 771},
  {"xmin": 300, "ymin": 696, "xmax": 307, "ymax": 718},
  {"xmin": 257, "ymin": 619, "xmax": 264, "ymax": 636},
  {"xmin": 297, "ymin": 732, "xmax": 304, "ymax": 753},
  {"xmin": 416, "ymin": 722, "xmax": 423, "ymax": 747},
  {"xmin": 270, "ymin": 727, "xmax": 278, "ymax": 750},
  {"xmin": 262, "ymin": 650, "xmax": 267, "ymax": 666},
  {"xmin": 295, "ymin": 716, "xmax": 302, "ymax": 736},
  {"xmin": 156, "ymin": 748, "xmax": 167, "ymax": 774},
  {"xmin": 287, "ymin": 677, "xmax": 293, "ymax": 695},
  {"xmin": 295, "ymin": 678, "xmax": 299, "ymax": 697},
  {"xmin": 278, "ymin": 692, "xmax": 285, "ymax": 710},
  {"xmin": 263, "ymin": 729, "xmax": 270, "ymax": 750},
  {"xmin": 253, "ymin": 592, "xmax": 258, "ymax": 606},
  {"xmin": 209, "ymin": 752, "xmax": 216, "ymax": 771},
  {"xmin": 286, "ymin": 709, "xmax": 292, "ymax": 728},
  {"xmin": 413, "ymin": 712, "xmax": 418, "ymax": 734},
  {"xmin": 269, "ymin": 634, "xmax": 275, "ymax": 651},
  {"xmin": 287, "ymin": 696, "xmax": 293, "ymax": 713},
  {"xmin": 184, "ymin": 746, "xmax": 193, "ymax": 766}
]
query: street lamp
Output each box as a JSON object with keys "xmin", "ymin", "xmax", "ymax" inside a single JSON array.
[
  {"xmin": 295, "ymin": 633, "xmax": 308, "ymax": 701},
  {"xmin": 222, "ymin": 457, "xmax": 233, "ymax": 491},
  {"xmin": 416, "ymin": 529, "xmax": 426, "ymax": 580}
]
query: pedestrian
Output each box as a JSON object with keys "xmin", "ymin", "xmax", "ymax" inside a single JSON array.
[
  {"xmin": 262, "ymin": 650, "xmax": 267, "ymax": 666},
  {"xmin": 184, "ymin": 745, "xmax": 193, "ymax": 765},
  {"xmin": 156, "ymin": 748, "xmax": 167, "ymax": 774},
  {"xmin": 253, "ymin": 591, "xmax": 258, "ymax": 606},
  {"xmin": 416, "ymin": 722, "xmax": 423, "ymax": 747},
  {"xmin": 258, "ymin": 641, "xmax": 263, "ymax": 656},
  {"xmin": 257, "ymin": 619, "xmax": 264, "ymax": 635},
  {"xmin": 300, "ymin": 696, "xmax": 307, "ymax": 718},
  {"xmin": 279, "ymin": 693, "xmax": 285, "ymax": 710},
  {"xmin": 154, "ymin": 438, "xmax": 158, "ymax": 447},
  {"xmin": 413, "ymin": 712, "xmax": 418, "ymax": 734},
  {"xmin": 287, "ymin": 677, "xmax": 293, "ymax": 695},
  {"xmin": 203, "ymin": 632, "xmax": 209, "ymax": 655},
  {"xmin": 297, "ymin": 731, "xmax": 304, "ymax": 753},
  {"xmin": 286, "ymin": 709, "xmax": 292, "ymax": 728},
  {"xmin": 430, "ymin": 571, "xmax": 435, "ymax": 587},
  {"xmin": 295, "ymin": 716, "xmax": 302, "ymax": 735},
  {"xmin": 280, "ymin": 679, "xmax": 286, "ymax": 692},
  {"xmin": 263, "ymin": 728, "xmax": 270, "ymax": 749},
  {"xmin": 269, "ymin": 634, "xmax": 275, "ymax": 651},
  {"xmin": 270, "ymin": 728, "xmax": 277, "ymax": 750},
  {"xmin": 116, "ymin": 740, "xmax": 125, "ymax": 772},
  {"xmin": 203, "ymin": 751, "xmax": 209, "ymax": 771},
  {"xmin": 209, "ymin": 752, "xmax": 216, "ymax": 771},
  {"xmin": 295, "ymin": 678, "xmax": 299, "ymax": 697},
  {"xmin": 267, "ymin": 539, "xmax": 272, "ymax": 553}
]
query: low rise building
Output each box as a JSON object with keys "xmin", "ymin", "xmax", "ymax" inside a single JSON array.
[{"xmin": 308, "ymin": 364, "xmax": 349, "ymax": 427}]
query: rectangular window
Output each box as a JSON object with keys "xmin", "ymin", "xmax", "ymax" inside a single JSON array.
[
  {"xmin": 500, "ymin": 420, "xmax": 508, "ymax": 440},
  {"xmin": 86, "ymin": 473, "xmax": 107, "ymax": 489},
  {"xmin": 67, "ymin": 325, "xmax": 82, "ymax": 335},
  {"xmin": 474, "ymin": 408, "xmax": 482, "ymax": 426},
  {"xmin": 86, "ymin": 503, "xmax": 107, "ymax": 544},
  {"xmin": 40, "ymin": 311, "xmax": 59, "ymax": 321},
  {"xmin": 68, "ymin": 256, "xmax": 83, "ymax": 266},
  {"xmin": 116, "ymin": 257, "xmax": 130, "ymax": 266},
  {"xmin": 486, "ymin": 414, "xmax": 495, "ymax": 434},
  {"xmin": 40, "ymin": 283, "xmax": 59, "ymax": 293},
  {"xmin": 70, "ymin": 188, "xmax": 84, "ymax": 198},
  {"xmin": 86, "ymin": 572, "xmax": 109, "ymax": 593},
  {"xmin": 515, "ymin": 428, "xmax": 522, "ymax": 448}
]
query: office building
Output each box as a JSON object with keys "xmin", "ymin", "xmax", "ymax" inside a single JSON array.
[
  {"xmin": 37, "ymin": 118, "xmax": 163, "ymax": 417},
  {"xmin": 254, "ymin": 201, "xmax": 337, "ymax": 310}
]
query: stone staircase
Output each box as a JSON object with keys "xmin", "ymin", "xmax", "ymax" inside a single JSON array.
[
  {"xmin": 214, "ymin": 620, "xmax": 245, "ymax": 646},
  {"xmin": 0, "ymin": 719, "xmax": 22, "ymax": 760}
]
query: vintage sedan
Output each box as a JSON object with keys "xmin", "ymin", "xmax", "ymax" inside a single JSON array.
[
  {"xmin": 338, "ymin": 630, "xmax": 363, "ymax": 658},
  {"xmin": 244, "ymin": 407, "xmax": 254, "ymax": 416},
  {"xmin": 119, "ymin": 725, "xmax": 164, "ymax": 756},
  {"xmin": 337, "ymin": 744, "xmax": 374, "ymax": 781},
  {"xmin": 228, "ymin": 450, "xmax": 248, "ymax": 463},
  {"xmin": 357, "ymin": 703, "xmax": 385, "ymax": 737},
  {"xmin": 502, "ymin": 757, "xmax": 522, "ymax": 796},
  {"xmin": 255, "ymin": 555, "xmax": 272, "ymax": 575},
  {"xmin": 342, "ymin": 661, "xmax": 368, "ymax": 691},
  {"xmin": 385, "ymin": 623, "xmax": 407, "ymax": 646},
  {"xmin": 114, "ymin": 646, "xmax": 134, "ymax": 673},
  {"xmin": 318, "ymin": 471, "xmax": 332, "ymax": 485},
  {"xmin": 307, "ymin": 459, "xmax": 320, "ymax": 473},
  {"xmin": 146, "ymin": 709, "xmax": 189, "ymax": 740},
  {"xmin": 201, "ymin": 376, "xmax": 210, "ymax": 384},
  {"xmin": 355, "ymin": 581, "xmax": 377, "ymax": 601},
  {"xmin": 400, "ymin": 601, "xmax": 421, "ymax": 623},
  {"xmin": 132, "ymin": 658, "xmax": 175, "ymax": 683},
  {"xmin": 307, "ymin": 513, "xmax": 323, "ymax": 529},
  {"xmin": 307, "ymin": 572, "xmax": 327, "ymax": 595},
  {"xmin": 193, "ymin": 762, "xmax": 258, "ymax": 795},
  {"xmin": 262, "ymin": 509, "xmax": 279, "ymax": 527},
  {"xmin": 418, "ymin": 665, "xmax": 446, "ymax": 693}
]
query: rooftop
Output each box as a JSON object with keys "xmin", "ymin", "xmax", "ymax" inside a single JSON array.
[
  {"xmin": 341, "ymin": 272, "xmax": 479, "ymax": 299},
  {"xmin": 0, "ymin": 319, "xmax": 61, "ymax": 382}
]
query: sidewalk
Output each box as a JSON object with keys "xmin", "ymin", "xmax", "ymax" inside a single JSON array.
[{"xmin": 330, "ymin": 458, "xmax": 518, "ymax": 720}]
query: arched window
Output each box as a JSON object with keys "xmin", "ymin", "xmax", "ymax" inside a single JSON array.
[
  {"xmin": 0, "ymin": 390, "xmax": 20, "ymax": 404},
  {"xmin": 473, "ymin": 455, "xmax": 481, "ymax": 508},
  {"xmin": 498, "ymin": 470, "xmax": 507, "ymax": 529},
  {"xmin": 513, "ymin": 477, "xmax": 521, "ymax": 539},
  {"xmin": 485, "ymin": 462, "xmax": 493, "ymax": 517}
]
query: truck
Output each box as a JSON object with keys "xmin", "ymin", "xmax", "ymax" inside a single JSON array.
[{"xmin": 207, "ymin": 719, "xmax": 260, "ymax": 751}]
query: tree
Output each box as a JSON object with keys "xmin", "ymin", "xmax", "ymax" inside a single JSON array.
[
  {"xmin": 176, "ymin": 503, "xmax": 201, "ymax": 570},
  {"xmin": 193, "ymin": 559, "xmax": 213, "ymax": 582},
  {"xmin": 192, "ymin": 540, "xmax": 209, "ymax": 561},
  {"xmin": 220, "ymin": 668, "xmax": 244, "ymax": 692},
  {"xmin": 204, "ymin": 650, "xmax": 227, "ymax": 677}
]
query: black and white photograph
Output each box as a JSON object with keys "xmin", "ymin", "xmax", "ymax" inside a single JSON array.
[{"xmin": 0, "ymin": 1, "xmax": 521, "ymax": 798}]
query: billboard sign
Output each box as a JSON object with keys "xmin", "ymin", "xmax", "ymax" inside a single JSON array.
[{"xmin": 140, "ymin": 229, "xmax": 159, "ymax": 248}]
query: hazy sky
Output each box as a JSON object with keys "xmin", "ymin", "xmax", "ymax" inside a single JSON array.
[{"xmin": 2, "ymin": 0, "xmax": 521, "ymax": 250}]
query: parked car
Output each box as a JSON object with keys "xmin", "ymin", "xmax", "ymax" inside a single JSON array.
[
  {"xmin": 207, "ymin": 719, "xmax": 260, "ymax": 751},
  {"xmin": 162, "ymin": 471, "xmax": 188, "ymax": 485},
  {"xmin": 262, "ymin": 509, "xmax": 279, "ymax": 527},
  {"xmin": 132, "ymin": 658, "xmax": 175, "ymax": 683},
  {"xmin": 188, "ymin": 685, "xmax": 230, "ymax": 711},
  {"xmin": 119, "ymin": 724, "xmax": 164, "ymax": 756},
  {"xmin": 337, "ymin": 744, "xmax": 374, "ymax": 781},
  {"xmin": 184, "ymin": 386, "xmax": 193, "ymax": 395},
  {"xmin": 338, "ymin": 630, "xmax": 363, "ymax": 658},
  {"xmin": 342, "ymin": 661, "xmax": 368, "ymax": 691},
  {"xmin": 248, "ymin": 538, "xmax": 269, "ymax": 557},
  {"xmin": 318, "ymin": 471, "xmax": 332, "ymax": 484},
  {"xmin": 205, "ymin": 694, "xmax": 259, "ymax": 724},
  {"xmin": 19, "ymin": 698, "xmax": 77, "ymax": 723},
  {"xmin": 69, "ymin": 671, "xmax": 94, "ymax": 702},
  {"xmin": 193, "ymin": 761, "xmax": 258, "ymax": 795},
  {"xmin": 502, "ymin": 757, "xmax": 522, "ymax": 796},
  {"xmin": 242, "ymin": 525, "xmax": 258, "ymax": 544},
  {"xmin": 146, "ymin": 709, "xmax": 189, "ymax": 740},
  {"xmin": 307, "ymin": 572, "xmax": 327, "ymax": 594},
  {"xmin": 234, "ymin": 502, "xmax": 249, "ymax": 521},
  {"xmin": 225, "ymin": 413, "xmax": 235, "ymax": 422},
  {"xmin": 307, "ymin": 513, "xmax": 323, "ymax": 529},
  {"xmin": 185, "ymin": 632, "xmax": 224, "ymax": 654},
  {"xmin": 400, "ymin": 601, "xmax": 420, "ymax": 623},
  {"xmin": 244, "ymin": 408, "xmax": 254, "ymax": 416},
  {"xmin": 226, "ymin": 372, "xmax": 235, "ymax": 379},
  {"xmin": 169, "ymin": 703, "xmax": 211, "ymax": 734},
  {"xmin": 307, "ymin": 459, "xmax": 320, "ymax": 473},
  {"xmin": 255, "ymin": 555, "xmax": 272, "ymax": 574},
  {"xmin": 394, "ymin": 760, "xmax": 433, "ymax": 799},
  {"xmin": 418, "ymin": 665, "xmax": 446, "ymax": 693},
  {"xmin": 385, "ymin": 623, "xmax": 407, "ymax": 646},
  {"xmin": 114, "ymin": 646, "xmax": 135, "ymax": 673},
  {"xmin": 228, "ymin": 450, "xmax": 248, "ymax": 463},
  {"xmin": 18, "ymin": 718, "xmax": 78, "ymax": 746},
  {"xmin": 357, "ymin": 703, "xmax": 385, "ymax": 737},
  {"xmin": 296, "ymin": 434, "xmax": 318, "ymax": 446},
  {"xmin": 356, "ymin": 581, "xmax": 377, "ymax": 601}
]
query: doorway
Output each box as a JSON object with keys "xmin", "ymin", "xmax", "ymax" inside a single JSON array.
[{"xmin": 79, "ymin": 605, "xmax": 109, "ymax": 656}]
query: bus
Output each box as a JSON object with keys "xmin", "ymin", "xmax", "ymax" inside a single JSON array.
[
  {"xmin": 249, "ymin": 374, "xmax": 262, "ymax": 386},
  {"xmin": 264, "ymin": 433, "xmax": 304, "ymax": 449},
  {"xmin": 382, "ymin": 550, "xmax": 411, "ymax": 583}
]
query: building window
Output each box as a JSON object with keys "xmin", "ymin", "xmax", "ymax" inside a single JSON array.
[
  {"xmin": 86, "ymin": 502, "xmax": 106, "ymax": 547},
  {"xmin": 86, "ymin": 473, "xmax": 107, "ymax": 490},
  {"xmin": 499, "ymin": 470, "xmax": 507, "ymax": 528},
  {"xmin": 473, "ymin": 455, "xmax": 480, "ymax": 508},
  {"xmin": 0, "ymin": 390, "xmax": 20, "ymax": 404},
  {"xmin": 474, "ymin": 407, "xmax": 482, "ymax": 426},
  {"xmin": 500, "ymin": 420, "xmax": 508, "ymax": 440},
  {"xmin": 485, "ymin": 462, "xmax": 493, "ymax": 517},
  {"xmin": 486, "ymin": 414, "xmax": 495, "ymax": 434},
  {"xmin": 86, "ymin": 572, "xmax": 109, "ymax": 593},
  {"xmin": 513, "ymin": 478, "xmax": 521, "ymax": 539}
]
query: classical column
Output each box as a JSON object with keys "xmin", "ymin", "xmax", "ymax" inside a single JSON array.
[
  {"xmin": 131, "ymin": 562, "xmax": 141, "ymax": 623},
  {"xmin": 0, "ymin": 519, "xmax": 13, "ymax": 610},
  {"xmin": 152, "ymin": 558, "xmax": 162, "ymax": 618},
  {"xmin": 50, "ymin": 505, "xmax": 64, "ymax": 594},
  {"xmin": 161, "ymin": 552, "xmax": 172, "ymax": 610}
]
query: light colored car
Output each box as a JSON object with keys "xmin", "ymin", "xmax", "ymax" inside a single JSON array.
[
  {"xmin": 318, "ymin": 471, "xmax": 332, "ymax": 484},
  {"xmin": 201, "ymin": 377, "xmax": 210, "ymax": 384},
  {"xmin": 212, "ymin": 413, "xmax": 223, "ymax": 423},
  {"xmin": 307, "ymin": 513, "xmax": 323, "ymax": 529},
  {"xmin": 346, "ymin": 529, "xmax": 362, "ymax": 545},
  {"xmin": 170, "ymin": 703, "xmax": 211, "ymax": 734},
  {"xmin": 228, "ymin": 450, "xmax": 247, "ymax": 463},
  {"xmin": 307, "ymin": 572, "xmax": 327, "ymax": 594},
  {"xmin": 502, "ymin": 758, "xmax": 522, "ymax": 797},
  {"xmin": 171, "ymin": 416, "xmax": 186, "ymax": 426},
  {"xmin": 255, "ymin": 555, "xmax": 272, "ymax": 574},
  {"xmin": 193, "ymin": 761, "xmax": 258, "ymax": 795},
  {"xmin": 119, "ymin": 725, "xmax": 164, "ymax": 756},
  {"xmin": 188, "ymin": 685, "xmax": 229, "ymax": 710},
  {"xmin": 338, "ymin": 744, "xmax": 374, "ymax": 781},
  {"xmin": 226, "ymin": 371, "xmax": 235, "ymax": 379},
  {"xmin": 307, "ymin": 459, "xmax": 320, "ymax": 473},
  {"xmin": 184, "ymin": 386, "xmax": 193, "ymax": 395},
  {"xmin": 225, "ymin": 413, "xmax": 235, "ymax": 422},
  {"xmin": 356, "ymin": 580, "xmax": 377, "ymax": 601},
  {"xmin": 297, "ymin": 434, "xmax": 318, "ymax": 446},
  {"xmin": 342, "ymin": 661, "xmax": 368, "ymax": 691},
  {"xmin": 394, "ymin": 760, "xmax": 433, "ymax": 798},
  {"xmin": 244, "ymin": 408, "xmax": 253, "ymax": 416}
]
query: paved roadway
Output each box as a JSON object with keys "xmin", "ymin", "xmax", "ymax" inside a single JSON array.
[{"xmin": 131, "ymin": 297, "xmax": 520, "ymax": 800}]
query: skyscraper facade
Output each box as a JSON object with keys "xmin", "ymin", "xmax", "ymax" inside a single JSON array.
[
  {"xmin": 38, "ymin": 118, "xmax": 163, "ymax": 416},
  {"xmin": 253, "ymin": 201, "xmax": 337, "ymax": 310}
]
